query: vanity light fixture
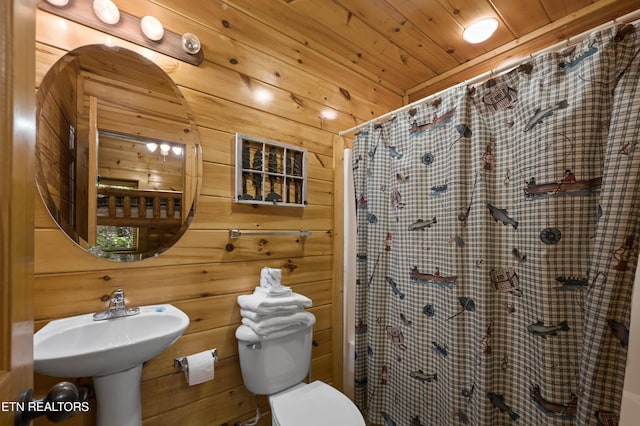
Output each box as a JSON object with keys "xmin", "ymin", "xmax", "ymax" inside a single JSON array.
[
  {"xmin": 37, "ymin": 0, "xmax": 204, "ymax": 66},
  {"xmin": 92, "ymin": 0, "xmax": 120, "ymax": 25},
  {"xmin": 45, "ymin": 0, "xmax": 69, "ymax": 7},
  {"xmin": 141, "ymin": 16, "xmax": 164, "ymax": 41},
  {"xmin": 148, "ymin": 142, "xmax": 182, "ymax": 157},
  {"xmin": 463, "ymin": 18, "xmax": 499, "ymax": 44}
]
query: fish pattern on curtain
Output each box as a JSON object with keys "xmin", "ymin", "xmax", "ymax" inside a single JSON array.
[{"xmin": 353, "ymin": 23, "xmax": 640, "ymax": 426}]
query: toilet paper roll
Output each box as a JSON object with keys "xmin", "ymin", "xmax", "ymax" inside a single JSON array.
[
  {"xmin": 260, "ymin": 267, "xmax": 282, "ymax": 288},
  {"xmin": 185, "ymin": 351, "xmax": 215, "ymax": 386}
]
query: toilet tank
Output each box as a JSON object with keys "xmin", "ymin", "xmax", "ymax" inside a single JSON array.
[{"xmin": 236, "ymin": 322, "xmax": 314, "ymax": 395}]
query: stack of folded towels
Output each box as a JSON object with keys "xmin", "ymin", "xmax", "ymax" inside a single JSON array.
[{"xmin": 238, "ymin": 267, "xmax": 315, "ymax": 336}]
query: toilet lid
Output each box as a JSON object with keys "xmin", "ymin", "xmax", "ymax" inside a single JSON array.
[{"xmin": 271, "ymin": 381, "xmax": 365, "ymax": 426}]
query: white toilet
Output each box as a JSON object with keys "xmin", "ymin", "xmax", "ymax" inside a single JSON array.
[{"xmin": 236, "ymin": 322, "xmax": 365, "ymax": 425}]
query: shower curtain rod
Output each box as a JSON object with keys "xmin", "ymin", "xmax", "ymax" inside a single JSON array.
[{"xmin": 338, "ymin": 8, "xmax": 640, "ymax": 136}]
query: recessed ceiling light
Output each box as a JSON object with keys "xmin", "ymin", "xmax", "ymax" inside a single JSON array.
[{"xmin": 463, "ymin": 18, "xmax": 499, "ymax": 44}]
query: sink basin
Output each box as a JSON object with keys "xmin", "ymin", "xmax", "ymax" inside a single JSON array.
[
  {"xmin": 34, "ymin": 304, "xmax": 189, "ymax": 426},
  {"xmin": 34, "ymin": 304, "xmax": 189, "ymax": 378}
]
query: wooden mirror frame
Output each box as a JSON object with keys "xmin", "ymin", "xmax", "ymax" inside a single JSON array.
[{"xmin": 35, "ymin": 44, "xmax": 201, "ymax": 261}]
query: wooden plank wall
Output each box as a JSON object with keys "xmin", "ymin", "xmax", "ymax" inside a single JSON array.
[
  {"xmin": 33, "ymin": 1, "xmax": 402, "ymax": 425},
  {"xmin": 36, "ymin": 56, "xmax": 77, "ymax": 236}
]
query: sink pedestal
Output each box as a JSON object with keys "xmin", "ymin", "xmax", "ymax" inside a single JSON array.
[{"xmin": 93, "ymin": 364, "xmax": 143, "ymax": 426}]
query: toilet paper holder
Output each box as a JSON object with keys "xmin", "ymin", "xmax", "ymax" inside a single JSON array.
[{"xmin": 173, "ymin": 348, "xmax": 218, "ymax": 372}]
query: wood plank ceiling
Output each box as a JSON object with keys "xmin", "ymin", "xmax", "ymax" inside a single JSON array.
[{"xmin": 222, "ymin": 0, "xmax": 640, "ymax": 102}]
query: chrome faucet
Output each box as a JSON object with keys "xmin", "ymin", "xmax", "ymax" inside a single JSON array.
[{"xmin": 93, "ymin": 288, "xmax": 140, "ymax": 321}]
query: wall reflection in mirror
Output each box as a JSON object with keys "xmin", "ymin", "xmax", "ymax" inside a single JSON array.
[{"xmin": 36, "ymin": 45, "xmax": 201, "ymax": 261}]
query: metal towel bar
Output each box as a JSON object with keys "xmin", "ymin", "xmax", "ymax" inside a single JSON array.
[{"xmin": 228, "ymin": 229, "xmax": 312, "ymax": 239}]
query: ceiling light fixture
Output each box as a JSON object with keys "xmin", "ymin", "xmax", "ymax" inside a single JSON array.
[
  {"xmin": 141, "ymin": 16, "xmax": 165, "ymax": 41},
  {"xmin": 146, "ymin": 143, "xmax": 158, "ymax": 152},
  {"xmin": 92, "ymin": 0, "xmax": 120, "ymax": 25},
  {"xmin": 463, "ymin": 18, "xmax": 499, "ymax": 44}
]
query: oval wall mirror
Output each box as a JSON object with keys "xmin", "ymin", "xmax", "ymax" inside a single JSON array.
[{"xmin": 36, "ymin": 44, "xmax": 202, "ymax": 261}]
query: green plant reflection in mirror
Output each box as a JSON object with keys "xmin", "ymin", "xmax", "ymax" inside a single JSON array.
[{"xmin": 36, "ymin": 45, "xmax": 201, "ymax": 261}]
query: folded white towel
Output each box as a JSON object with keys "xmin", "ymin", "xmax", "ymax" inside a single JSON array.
[
  {"xmin": 238, "ymin": 292, "xmax": 312, "ymax": 313},
  {"xmin": 254, "ymin": 285, "xmax": 292, "ymax": 297},
  {"xmin": 242, "ymin": 304, "xmax": 305, "ymax": 315},
  {"xmin": 241, "ymin": 311, "xmax": 316, "ymax": 336},
  {"xmin": 240, "ymin": 306, "xmax": 303, "ymax": 321},
  {"xmin": 260, "ymin": 267, "xmax": 283, "ymax": 288}
]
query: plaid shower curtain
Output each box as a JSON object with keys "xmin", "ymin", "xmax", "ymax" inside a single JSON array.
[{"xmin": 352, "ymin": 23, "xmax": 639, "ymax": 426}]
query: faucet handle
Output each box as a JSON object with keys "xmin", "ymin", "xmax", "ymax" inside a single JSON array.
[
  {"xmin": 109, "ymin": 289, "xmax": 126, "ymax": 307},
  {"xmin": 94, "ymin": 288, "xmax": 139, "ymax": 320}
]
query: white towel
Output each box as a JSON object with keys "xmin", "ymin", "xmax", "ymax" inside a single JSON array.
[
  {"xmin": 240, "ymin": 306, "xmax": 303, "ymax": 321},
  {"xmin": 241, "ymin": 311, "xmax": 316, "ymax": 336},
  {"xmin": 254, "ymin": 285, "xmax": 292, "ymax": 297},
  {"xmin": 260, "ymin": 267, "xmax": 283, "ymax": 288},
  {"xmin": 237, "ymin": 292, "xmax": 312, "ymax": 313}
]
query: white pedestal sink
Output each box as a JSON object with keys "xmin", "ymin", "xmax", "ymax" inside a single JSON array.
[{"xmin": 34, "ymin": 304, "xmax": 189, "ymax": 426}]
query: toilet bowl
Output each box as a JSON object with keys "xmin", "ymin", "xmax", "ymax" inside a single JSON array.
[{"xmin": 270, "ymin": 381, "xmax": 364, "ymax": 426}]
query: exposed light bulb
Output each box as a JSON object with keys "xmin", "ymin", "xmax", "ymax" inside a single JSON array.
[
  {"xmin": 182, "ymin": 33, "xmax": 201, "ymax": 55},
  {"xmin": 46, "ymin": 0, "xmax": 70, "ymax": 7},
  {"xmin": 141, "ymin": 16, "xmax": 164, "ymax": 41},
  {"xmin": 171, "ymin": 146, "xmax": 183, "ymax": 156},
  {"xmin": 463, "ymin": 18, "xmax": 499, "ymax": 44},
  {"xmin": 92, "ymin": 0, "xmax": 120, "ymax": 25},
  {"xmin": 160, "ymin": 143, "xmax": 171, "ymax": 155},
  {"xmin": 146, "ymin": 143, "xmax": 158, "ymax": 152}
]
